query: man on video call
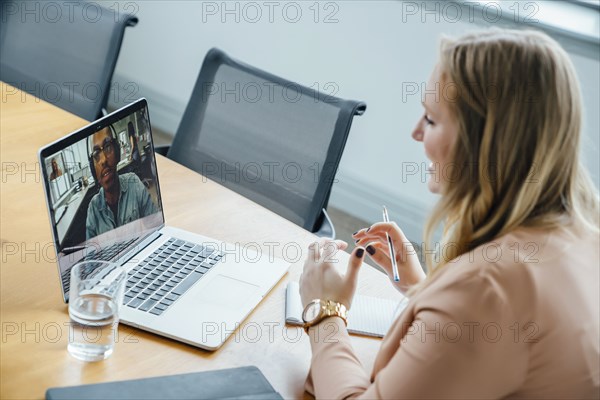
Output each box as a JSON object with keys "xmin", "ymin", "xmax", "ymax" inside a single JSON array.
[{"xmin": 86, "ymin": 126, "xmax": 158, "ymax": 240}]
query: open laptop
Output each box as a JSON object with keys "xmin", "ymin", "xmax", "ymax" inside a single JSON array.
[{"xmin": 38, "ymin": 98, "xmax": 289, "ymax": 350}]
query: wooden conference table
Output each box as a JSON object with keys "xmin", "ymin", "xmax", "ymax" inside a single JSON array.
[{"xmin": 0, "ymin": 83, "xmax": 403, "ymax": 399}]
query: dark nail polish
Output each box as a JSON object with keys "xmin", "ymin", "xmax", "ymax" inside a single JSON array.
[
  {"xmin": 356, "ymin": 248, "xmax": 364, "ymax": 258},
  {"xmin": 366, "ymin": 227, "xmax": 371, "ymax": 233},
  {"xmin": 366, "ymin": 245, "xmax": 375, "ymax": 255},
  {"xmin": 352, "ymin": 231, "xmax": 359, "ymax": 236},
  {"xmin": 354, "ymin": 239, "xmax": 359, "ymax": 243}
]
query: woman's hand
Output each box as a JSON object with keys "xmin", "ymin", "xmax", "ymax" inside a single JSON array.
[
  {"xmin": 299, "ymin": 240, "xmax": 366, "ymax": 309},
  {"xmin": 353, "ymin": 222, "xmax": 426, "ymax": 295}
]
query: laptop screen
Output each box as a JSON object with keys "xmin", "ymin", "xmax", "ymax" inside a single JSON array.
[{"xmin": 39, "ymin": 99, "xmax": 164, "ymax": 298}]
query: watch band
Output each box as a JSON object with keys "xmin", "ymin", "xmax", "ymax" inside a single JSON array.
[{"xmin": 303, "ymin": 299, "xmax": 348, "ymax": 334}]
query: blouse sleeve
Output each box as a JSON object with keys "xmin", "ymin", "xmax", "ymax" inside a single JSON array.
[{"xmin": 306, "ymin": 271, "xmax": 529, "ymax": 399}]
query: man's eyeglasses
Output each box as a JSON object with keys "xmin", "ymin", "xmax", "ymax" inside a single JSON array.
[{"xmin": 90, "ymin": 138, "xmax": 116, "ymax": 162}]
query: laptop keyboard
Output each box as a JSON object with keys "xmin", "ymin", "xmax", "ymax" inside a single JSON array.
[
  {"xmin": 61, "ymin": 237, "xmax": 139, "ymax": 293},
  {"xmin": 83, "ymin": 237, "xmax": 139, "ymax": 262},
  {"xmin": 123, "ymin": 238, "xmax": 224, "ymax": 316}
]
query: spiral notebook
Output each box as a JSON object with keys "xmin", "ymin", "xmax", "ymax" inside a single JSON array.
[{"xmin": 285, "ymin": 281, "xmax": 408, "ymax": 338}]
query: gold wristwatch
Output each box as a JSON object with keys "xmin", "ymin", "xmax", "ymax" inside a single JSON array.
[{"xmin": 302, "ymin": 299, "xmax": 348, "ymax": 333}]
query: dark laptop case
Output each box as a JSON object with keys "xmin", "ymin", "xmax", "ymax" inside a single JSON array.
[{"xmin": 45, "ymin": 366, "xmax": 282, "ymax": 400}]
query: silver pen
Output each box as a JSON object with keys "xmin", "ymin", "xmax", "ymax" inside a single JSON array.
[{"xmin": 382, "ymin": 206, "xmax": 400, "ymax": 282}]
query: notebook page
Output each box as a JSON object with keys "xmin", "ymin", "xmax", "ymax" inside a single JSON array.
[{"xmin": 285, "ymin": 281, "xmax": 406, "ymax": 338}]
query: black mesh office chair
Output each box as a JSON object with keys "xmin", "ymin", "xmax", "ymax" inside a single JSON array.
[
  {"xmin": 0, "ymin": 1, "xmax": 138, "ymax": 120},
  {"xmin": 162, "ymin": 48, "xmax": 366, "ymax": 238}
]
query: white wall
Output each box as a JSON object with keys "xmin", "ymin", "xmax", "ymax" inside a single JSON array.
[{"xmin": 110, "ymin": 1, "xmax": 600, "ymax": 242}]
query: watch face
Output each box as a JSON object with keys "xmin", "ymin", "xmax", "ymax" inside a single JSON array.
[{"xmin": 303, "ymin": 302, "xmax": 321, "ymax": 323}]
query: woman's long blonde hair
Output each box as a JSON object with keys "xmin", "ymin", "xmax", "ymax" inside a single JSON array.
[{"xmin": 423, "ymin": 28, "xmax": 600, "ymax": 279}]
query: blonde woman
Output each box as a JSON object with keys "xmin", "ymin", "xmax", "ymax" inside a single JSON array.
[{"xmin": 299, "ymin": 29, "xmax": 599, "ymax": 399}]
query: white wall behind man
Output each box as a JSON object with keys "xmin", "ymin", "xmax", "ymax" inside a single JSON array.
[{"xmin": 110, "ymin": 1, "xmax": 599, "ymax": 242}]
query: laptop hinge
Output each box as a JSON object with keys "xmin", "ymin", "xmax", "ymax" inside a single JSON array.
[{"xmin": 117, "ymin": 230, "xmax": 163, "ymax": 265}]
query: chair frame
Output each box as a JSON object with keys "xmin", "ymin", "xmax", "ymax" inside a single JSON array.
[
  {"xmin": 167, "ymin": 48, "xmax": 366, "ymax": 236},
  {"xmin": 0, "ymin": 1, "xmax": 138, "ymax": 120}
]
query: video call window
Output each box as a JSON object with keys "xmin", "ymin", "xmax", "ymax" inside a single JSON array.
[{"xmin": 43, "ymin": 108, "xmax": 163, "ymax": 253}]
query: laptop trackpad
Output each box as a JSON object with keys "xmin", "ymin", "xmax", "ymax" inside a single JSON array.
[{"xmin": 195, "ymin": 275, "xmax": 259, "ymax": 308}]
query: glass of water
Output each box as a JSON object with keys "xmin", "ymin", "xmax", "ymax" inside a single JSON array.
[{"xmin": 68, "ymin": 260, "xmax": 126, "ymax": 362}]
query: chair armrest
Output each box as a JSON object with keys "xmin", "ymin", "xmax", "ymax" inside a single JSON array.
[
  {"xmin": 125, "ymin": 16, "xmax": 139, "ymax": 27},
  {"xmin": 314, "ymin": 208, "xmax": 336, "ymax": 239},
  {"xmin": 352, "ymin": 102, "xmax": 367, "ymax": 116},
  {"xmin": 154, "ymin": 145, "xmax": 170, "ymax": 157}
]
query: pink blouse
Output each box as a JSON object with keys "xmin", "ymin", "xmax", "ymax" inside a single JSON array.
[{"xmin": 306, "ymin": 224, "xmax": 599, "ymax": 399}]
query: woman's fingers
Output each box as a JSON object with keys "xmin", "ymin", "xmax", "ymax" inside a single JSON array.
[
  {"xmin": 307, "ymin": 239, "xmax": 348, "ymax": 265},
  {"xmin": 369, "ymin": 221, "xmax": 408, "ymax": 242},
  {"xmin": 354, "ymin": 223, "xmax": 407, "ymax": 245},
  {"xmin": 355, "ymin": 233, "xmax": 387, "ymax": 247},
  {"xmin": 332, "ymin": 239, "xmax": 348, "ymax": 251},
  {"xmin": 354, "ymin": 222, "xmax": 407, "ymax": 242},
  {"xmin": 365, "ymin": 242, "xmax": 392, "ymax": 268},
  {"xmin": 352, "ymin": 228, "xmax": 370, "ymax": 238},
  {"xmin": 320, "ymin": 240, "xmax": 340, "ymax": 263},
  {"xmin": 307, "ymin": 241, "xmax": 321, "ymax": 263},
  {"xmin": 355, "ymin": 224, "xmax": 417, "ymax": 266},
  {"xmin": 345, "ymin": 247, "xmax": 365, "ymax": 286},
  {"xmin": 362, "ymin": 222, "xmax": 412, "ymax": 255}
]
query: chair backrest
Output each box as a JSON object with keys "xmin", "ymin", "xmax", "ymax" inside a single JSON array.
[
  {"xmin": 168, "ymin": 48, "xmax": 366, "ymax": 232},
  {"xmin": 0, "ymin": 1, "xmax": 138, "ymax": 120}
]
